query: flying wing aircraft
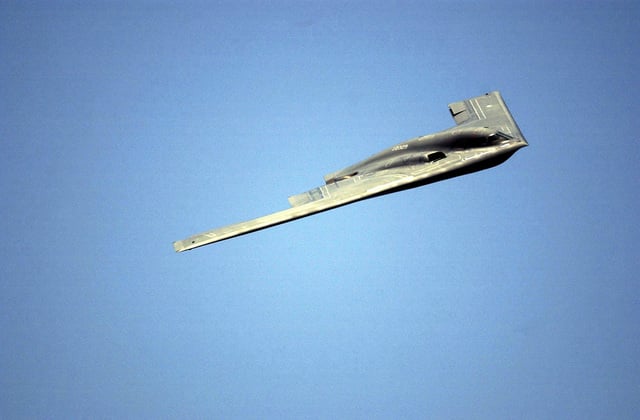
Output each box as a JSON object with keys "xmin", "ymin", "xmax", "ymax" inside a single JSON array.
[{"xmin": 173, "ymin": 91, "xmax": 527, "ymax": 252}]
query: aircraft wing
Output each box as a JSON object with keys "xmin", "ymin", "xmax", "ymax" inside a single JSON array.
[
  {"xmin": 173, "ymin": 173, "xmax": 411, "ymax": 252},
  {"xmin": 448, "ymin": 91, "xmax": 525, "ymax": 139},
  {"xmin": 173, "ymin": 154, "xmax": 463, "ymax": 252}
]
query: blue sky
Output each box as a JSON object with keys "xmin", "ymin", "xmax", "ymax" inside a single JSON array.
[{"xmin": 1, "ymin": 1, "xmax": 639, "ymax": 418}]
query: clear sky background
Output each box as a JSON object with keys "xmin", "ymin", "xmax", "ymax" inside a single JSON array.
[{"xmin": 1, "ymin": 1, "xmax": 639, "ymax": 418}]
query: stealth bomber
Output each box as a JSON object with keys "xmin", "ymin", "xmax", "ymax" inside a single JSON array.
[{"xmin": 174, "ymin": 91, "xmax": 527, "ymax": 252}]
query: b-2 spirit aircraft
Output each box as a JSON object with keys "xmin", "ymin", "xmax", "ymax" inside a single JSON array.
[{"xmin": 174, "ymin": 91, "xmax": 527, "ymax": 252}]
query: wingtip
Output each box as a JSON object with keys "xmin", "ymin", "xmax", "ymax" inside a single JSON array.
[{"xmin": 173, "ymin": 240, "xmax": 186, "ymax": 253}]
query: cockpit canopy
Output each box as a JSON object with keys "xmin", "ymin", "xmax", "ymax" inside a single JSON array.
[{"xmin": 452, "ymin": 130, "xmax": 513, "ymax": 148}]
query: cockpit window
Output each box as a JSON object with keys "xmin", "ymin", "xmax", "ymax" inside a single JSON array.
[
  {"xmin": 488, "ymin": 131, "xmax": 513, "ymax": 144},
  {"xmin": 427, "ymin": 152, "xmax": 446, "ymax": 162}
]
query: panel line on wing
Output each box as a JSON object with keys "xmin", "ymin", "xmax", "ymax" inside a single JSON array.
[{"xmin": 471, "ymin": 99, "xmax": 487, "ymax": 120}]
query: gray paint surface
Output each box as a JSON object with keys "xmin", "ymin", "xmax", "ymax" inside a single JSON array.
[{"xmin": 174, "ymin": 91, "xmax": 527, "ymax": 252}]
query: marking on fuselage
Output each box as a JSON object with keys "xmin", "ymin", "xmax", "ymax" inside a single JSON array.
[{"xmin": 391, "ymin": 144, "xmax": 408, "ymax": 152}]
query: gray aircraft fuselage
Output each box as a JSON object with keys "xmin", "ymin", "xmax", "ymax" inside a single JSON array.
[
  {"xmin": 324, "ymin": 126, "xmax": 518, "ymax": 186},
  {"xmin": 174, "ymin": 91, "xmax": 527, "ymax": 252}
]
